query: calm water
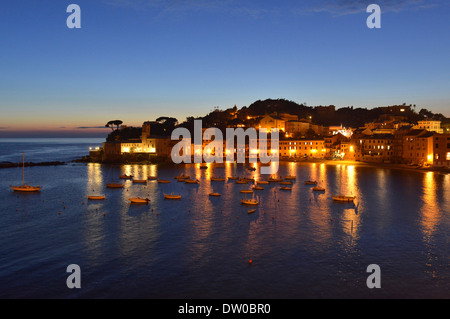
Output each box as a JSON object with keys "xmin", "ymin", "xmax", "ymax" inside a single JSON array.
[{"xmin": 0, "ymin": 139, "xmax": 449, "ymax": 298}]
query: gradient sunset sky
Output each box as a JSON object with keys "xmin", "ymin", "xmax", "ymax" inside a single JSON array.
[{"xmin": 1, "ymin": 0, "xmax": 449, "ymax": 137}]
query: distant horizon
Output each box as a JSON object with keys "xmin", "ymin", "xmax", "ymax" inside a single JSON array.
[{"xmin": 1, "ymin": 98, "xmax": 449, "ymax": 138}]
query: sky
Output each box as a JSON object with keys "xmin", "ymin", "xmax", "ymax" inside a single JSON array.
[{"xmin": 0, "ymin": 0, "xmax": 449, "ymax": 137}]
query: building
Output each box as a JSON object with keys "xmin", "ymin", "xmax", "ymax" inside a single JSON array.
[
  {"xmin": 414, "ymin": 120, "xmax": 443, "ymax": 134},
  {"xmin": 433, "ymin": 133, "xmax": 450, "ymax": 168},
  {"xmin": 279, "ymin": 138, "xmax": 326, "ymax": 158},
  {"xmin": 357, "ymin": 134, "xmax": 394, "ymax": 163},
  {"xmin": 258, "ymin": 115, "xmax": 285, "ymax": 132},
  {"xmin": 402, "ymin": 130, "xmax": 434, "ymax": 165}
]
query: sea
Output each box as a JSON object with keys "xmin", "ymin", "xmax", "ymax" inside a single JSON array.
[{"xmin": 0, "ymin": 138, "xmax": 449, "ymax": 299}]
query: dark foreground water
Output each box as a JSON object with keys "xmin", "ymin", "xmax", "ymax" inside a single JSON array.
[{"xmin": 0, "ymin": 139, "xmax": 449, "ymax": 298}]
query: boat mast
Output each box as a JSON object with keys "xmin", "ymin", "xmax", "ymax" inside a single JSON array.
[{"xmin": 22, "ymin": 152, "xmax": 25, "ymax": 186}]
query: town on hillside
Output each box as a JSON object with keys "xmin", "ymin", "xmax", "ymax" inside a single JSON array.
[{"xmin": 90, "ymin": 99, "xmax": 450, "ymax": 169}]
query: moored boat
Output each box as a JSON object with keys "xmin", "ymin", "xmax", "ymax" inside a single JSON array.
[
  {"xmin": 211, "ymin": 177, "xmax": 226, "ymax": 181},
  {"xmin": 119, "ymin": 174, "xmax": 133, "ymax": 179},
  {"xmin": 184, "ymin": 178, "xmax": 200, "ymax": 184},
  {"xmin": 304, "ymin": 180, "xmax": 317, "ymax": 185},
  {"xmin": 158, "ymin": 179, "xmax": 171, "ymax": 183},
  {"xmin": 252, "ymin": 186, "xmax": 264, "ymax": 190},
  {"xmin": 209, "ymin": 192, "xmax": 221, "ymax": 197},
  {"xmin": 164, "ymin": 193, "xmax": 181, "ymax": 199},
  {"xmin": 129, "ymin": 197, "xmax": 149, "ymax": 204},
  {"xmin": 256, "ymin": 180, "xmax": 269, "ymax": 185},
  {"xmin": 9, "ymin": 153, "xmax": 41, "ymax": 192},
  {"xmin": 268, "ymin": 177, "xmax": 283, "ymax": 182},
  {"xmin": 248, "ymin": 209, "xmax": 256, "ymax": 214},
  {"xmin": 280, "ymin": 181, "xmax": 292, "ymax": 185},
  {"xmin": 280, "ymin": 187, "xmax": 292, "ymax": 191},
  {"xmin": 240, "ymin": 189, "xmax": 253, "ymax": 194},
  {"xmin": 106, "ymin": 182, "xmax": 124, "ymax": 188},
  {"xmin": 147, "ymin": 176, "xmax": 158, "ymax": 180},
  {"xmin": 312, "ymin": 186, "xmax": 325, "ymax": 192},
  {"xmin": 332, "ymin": 195, "xmax": 355, "ymax": 202},
  {"xmin": 132, "ymin": 179, "xmax": 147, "ymax": 183},
  {"xmin": 285, "ymin": 175, "xmax": 296, "ymax": 180},
  {"xmin": 88, "ymin": 195, "xmax": 106, "ymax": 200},
  {"xmin": 241, "ymin": 199, "xmax": 259, "ymax": 206}
]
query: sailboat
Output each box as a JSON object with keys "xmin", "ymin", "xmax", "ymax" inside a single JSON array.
[
  {"xmin": 10, "ymin": 153, "xmax": 41, "ymax": 192},
  {"xmin": 332, "ymin": 167, "xmax": 355, "ymax": 202}
]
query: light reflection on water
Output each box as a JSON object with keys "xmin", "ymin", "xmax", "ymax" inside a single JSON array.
[{"xmin": 0, "ymin": 161, "xmax": 449, "ymax": 298}]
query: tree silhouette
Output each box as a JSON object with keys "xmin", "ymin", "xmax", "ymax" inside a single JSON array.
[{"xmin": 105, "ymin": 120, "xmax": 123, "ymax": 131}]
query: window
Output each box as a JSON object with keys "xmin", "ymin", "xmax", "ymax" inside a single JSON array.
[{"xmin": 447, "ymin": 152, "xmax": 450, "ymax": 161}]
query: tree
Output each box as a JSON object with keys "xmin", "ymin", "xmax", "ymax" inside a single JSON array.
[{"xmin": 105, "ymin": 120, "xmax": 123, "ymax": 131}]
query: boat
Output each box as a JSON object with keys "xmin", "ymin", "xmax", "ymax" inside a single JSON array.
[
  {"xmin": 235, "ymin": 178, "xmax": 248, "ymax": 184},
  {"xmin": 240, "ymin": 189, "xmax": 253, "ymax": 194},
  {"xmin": 147, "ymin": 176, "xmax": 158, "ymax": 180},
  {"xmin": 280, "ymin": 187, "xmax": 292, "ymax": 191},
  {"xmin": 227, "ymin": 176, "xmax": 238, "ymax": 180},
  {"xmin": 174, "ymin": 174, "xmax": 190, "ymax": 179},
  {"xmin": 200, "ymin": 164, "xmax": 208, "ymax": 169},
  {"xmin": 285, "ymin": 175, "xmax": 296, "ymax": 180},
  {"xmin": 243, "ymin": 177, "xmax": 255, "ymax": 182},
  {"xmin": 211, "ymin": 177, "xmax": 226, "ymax": 181},
  {"xmin": 332, "ymin": 195, "xmax": 355, "ymax": 202},
  {"xmin": 256, "ymin": 180, "xmax": 269, "ymax": 185},
  {"xmin": 209, "ymin": 192, "xmax": 221, "ymax": 197},
  {"xmin": 10, "ymin": 153, "xmax": 41, "ymax": 192},
  {"xmin": 106, "ymin": 182, "xmax": 124, "ymax": 188},
  {"xmin": 280, "ymin": 181, "xmax": 292, "ymax": 185},
  {"xmin": 129, "ymin": 197, "xmax": 149, "ymax": 204},
  {"xmin": 184, "ymin": 178, "xmax": 200, "ymax": 184},
  {"xmin": 157, "ymin": 179, "xmax": 171, "ymax": 183},
  {"xmin": 132, "ymin": 179, "xmax": 147, "ymax": 183},
  {"xmin": 87, "ymin": 195, "xmax": 106, "ymax": 200},
  {"xmin": 241, "ymin": 199, "xmax": 259, "ymax": 206},
  {"xmin": 312, "ymin": 186, "xmax": 325, "ymax": 192},
  {"xmin": 164, "ymin": 193, "xmax": 181, "ymax": 199},
  {"xmin": 248, "ymin": 209, "xmax": 256, "ymax": 214},
  {"xmin": 268, "ymin": 177, "xmax": 283, "ymax": 182},
  {"xmin": 252, "ymin": 186, "xmax": 264, "ymax": 190},
  {"xmin": 333, "ymin": 167, "xmax": 355, "ymax": 202},
  {"xmin": 119, "ymin": 174, "xmax": 133, "ymax": 179},
  {"xmin": 304, "ymin": 180, "xmax": 317, "ymax": 185}
]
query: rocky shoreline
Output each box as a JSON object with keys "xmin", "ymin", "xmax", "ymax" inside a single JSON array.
[{"xmin": 0, "ymin": 161, "xmax": 66, "ymax": 169}]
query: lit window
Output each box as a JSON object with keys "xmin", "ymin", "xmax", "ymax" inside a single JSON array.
[{"xmin": 447, "ymin": 152, "xmax": 450, "ymax": 161}]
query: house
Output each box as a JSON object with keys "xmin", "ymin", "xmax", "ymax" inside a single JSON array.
[{"xmin": 433, "ymin": 133, "xmax": 450, "ymax": 168}]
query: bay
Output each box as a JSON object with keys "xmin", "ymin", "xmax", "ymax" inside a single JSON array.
[{"xmin": 0, "ymin": 139, "xmax": 449, "ymax": 298}]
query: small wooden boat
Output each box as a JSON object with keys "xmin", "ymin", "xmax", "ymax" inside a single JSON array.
[
  {"xmin": 129, "ymin": 197, "xmax": 149, "ymax": 204},
  {"xmin": 147, "ymin": 176, "xmax": 158, "ymax": 180},
  {"xmin": 241, "ymin": 199, "xmax": 259, "ymax": 206},
  {"xmin": 157, "ymin": 179, "xmax": 171, "ymax": 183},
  {"xmin": 174, "ymin": 174, "xmax": 190, "ymax": 179},
  {"xmin": 256, "ymin": 180, "xmax": 269, "ymax": 185},
  {"xmin": 285, "ymin": 175, "xmax": 296, "ymax": 180},
  {"xmin": 312, "ymin": 186, "xmax": 325, "ymax": 192},
  {"xmin": 164, "ymin": 193, "xmax": 181, "ymax": 199},
  {"xmin": 280, "ymin": 181, "xmax": 292, "ymax": 185},
  {"xmin": 332, "ymin": 195, "xmax": 355, "ymax": 202},
  {"xmin": 243, "ymin": 177, "xmax": 255, "ymax": 182},
  {"xmin": 280, "ymin": 187, "xmax": 292, "ymax": 191},
  {"xmin": 119, "ymin": 174, "xmax": 133, "ymax": 179},
  {"xmin": 106, "ymin": 182, "xmax": 124, "ymax": 188},
  {"xmin": 240, "ymin": 189, "xmax": 253, "ymax": 194},
  {"xmin": 87, "ymin": 195, "xmax": 106, "ymax": 200},
  {"xmin": 211, "ymin": 177, "xmax": 226, "ymax": 181},
  {"xmin": 228, "ymin": 176, "xmax": 238, "ymax": 180},
  {"xmin": 252, "ymin": 186, "xmax": 264, "ymax": 190},
  {"xmin": 268, "ymin": 177, "xmax": 283, "ymax": 182},
  {"xmin": 184, "ymin": 178, "xmax": 200, "ymax": 184},
  {"xmin": 235, "ymin": 179, "xmax": 248, "ymax": 184},
  {"xmin": 248, "ymin": 209, "xmax": 256, "ymax": 214},
  {"xmin": 209, "ymin": 192, "xmax": 221, "ymax": 197},
  {"xmin": 304, "ymin": 180, "xmax": 317, "ymax": 185},
  {"xmin": 132, "ymin": 179, "xmax": 147, "ymax": 183}
]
